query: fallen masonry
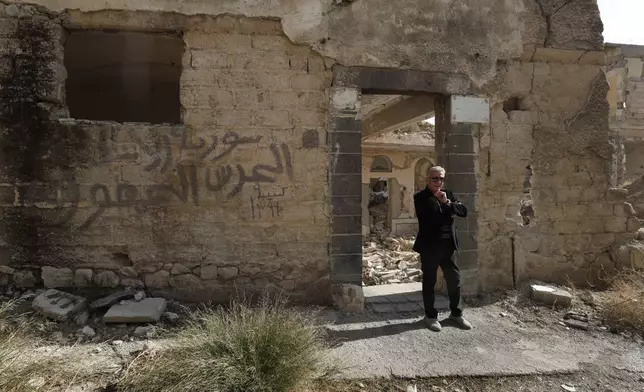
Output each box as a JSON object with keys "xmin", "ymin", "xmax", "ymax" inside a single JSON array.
[
  {"xmin": 32, "ymin": 289, "xmax": 88, "ymax": 321},
  {"xmin": 530, "ymin": 284, "xmax": 573, "ymax": 307},
  {"xmin": 103, "ymin": 298, "xmax": 167, "ymax": 323},
  {"xmin": 363, "ymin": 236, "xmax": 421, "ymax": 286}
]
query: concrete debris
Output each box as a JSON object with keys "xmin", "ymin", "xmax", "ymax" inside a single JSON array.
[
  {"xmin": 563, "ymin": 319, "xmax": 589, "ymax": 330},
  {"xmin": 162, "ymin": 311, "xmax": 180, "ymax": 323},
  {"xmin": 530, "ymin": 284, "xmax": 573, "ymax": 307},
  {"xmin": 74, "ymin": 311, "xmax": 89, "ymax": 325},
  {"xmin": 134, "ymin": 291, "xmax": 146, "ymax": 301},
  {"xmin": 103, "ymin": 298, "xmax": 167, "ymax": 323},
  {"xmin": 80, "ymin": 326, "xmax": 96, "ymax": 337},
  {"xmin": 363, "ymin": 236, "xmax": 420, "ymax": 285},
  {"xmin": 561, "ymin": 385, "xmax": 576, "ymax": 392},
  {"xmin": 32, "ymin": 289, "xmax": 87, "ymax": 321},
  {"xmin": 133, "ymin": 326, "xmax": 156, "ymax": 338},
  {"xmin": 89, "ymin": 290, "xmax": 135, "ymax": 310}
]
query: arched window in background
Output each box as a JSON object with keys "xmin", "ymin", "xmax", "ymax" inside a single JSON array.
[
  {"xmin": 414, "ymin": 158, "xmax": 433, "ymax": 191},
  {"xmin": 370, "ymin": 155, "xmax": 392, "ymax": 173}
]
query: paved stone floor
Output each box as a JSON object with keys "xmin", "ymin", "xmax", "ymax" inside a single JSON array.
[{"xmin": 363, "ymin": 282, "xmax": 448, "ymax": 314}]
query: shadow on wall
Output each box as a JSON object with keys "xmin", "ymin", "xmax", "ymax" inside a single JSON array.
[{"xmin": 0, "ymin": 18, "xmax": 92, "ymax": 270}]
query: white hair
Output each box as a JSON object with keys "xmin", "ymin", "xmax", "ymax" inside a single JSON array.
[{"xmin": 427, "ymin": 166, "xmax": 446, "ymax": 177}]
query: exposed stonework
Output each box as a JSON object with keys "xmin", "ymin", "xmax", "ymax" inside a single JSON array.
[{"xmin": 0, "ymin": 0, "xmax": 629, "ymax": 308}]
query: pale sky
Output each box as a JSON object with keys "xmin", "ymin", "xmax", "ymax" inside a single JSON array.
[{"xmin": 598, "ymin": 0, "xmax": 644, "ymax": 45}]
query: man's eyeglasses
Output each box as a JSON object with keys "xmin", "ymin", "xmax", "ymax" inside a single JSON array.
[{"xmin": 430, "ymin": 177, "xmax": 445, "ymax": 182}]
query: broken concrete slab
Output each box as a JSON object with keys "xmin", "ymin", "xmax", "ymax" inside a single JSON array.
[
  {"xmin": 89, "ymin": 290, "xmax": 135, "ymax": 310},
  {"xmin": 530, "ymin": 284, "xmax": 573, "ymax": 307},
  {"xmin": 103, "ymin": 298, "xmax": 167, "ymax": 323},
  {"xmin": 32, "ymin": 289, "xmax": 87, "ymax": 321}
]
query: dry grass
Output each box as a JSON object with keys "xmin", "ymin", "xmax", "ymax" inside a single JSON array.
[
  {"xmin": 118, "ymin": 294, "xmax": 338, "ymax": 392},
  {"xmin": 600, "ymin": 268, "xmax": 644, "ymax": 333},
  {"xmin": 0, "ymin": 299, "xmax": 81, "ymax": 392}
]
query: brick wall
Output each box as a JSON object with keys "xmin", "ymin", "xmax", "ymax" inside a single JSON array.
[{"xmin": 0, "ymin": 6, "xmax": 333, "ymax": 303}]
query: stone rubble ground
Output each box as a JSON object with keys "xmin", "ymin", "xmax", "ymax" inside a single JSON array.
[
  {"xmin": 2, "ymin": 281, "xmax": 644, "ymax": 390},
  {"xmin": 362, "ymin": 236, "xmax": 421, "ymax": 286},
  {"xmin": 3, "ymin": 287, "xmax": 187, "ymax": 346},
  {"xmin": 363, "ymin": 187, "xmax": 423, "ymax": 287}
]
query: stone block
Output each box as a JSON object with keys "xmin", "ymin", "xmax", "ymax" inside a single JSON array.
[
  {"xmin": 218, "ymin": 267, "xmax": 239, "ymax": 280},
  {"xmin": 0, "ymin": 265, "xmax": 14, "ymax": 274},
  {"xmin": 103, "ymin": 298, "xmax": 167, "ymax": 324},
  {"xmin": 13, "ymin": 270, "xmax": 36, "ymax": 288},
  {"xmin": 170, "ymin": 274, "xmax": 203, "ymax": 289},
  {"xmin": 185, "ymin": 32, "xmax": 252, "ymax": 51},
  {"xmin": 201, "ymin": 265, "xmax": 218, "ymax": 280},
  {"xmin": 606, "ymin": 188, "xmax": 628, "ymax": 203},
  {"xmin": 280, "ymin": 280, "xmax": 295, "ymax": 291},
  {"xmin": 90, "ymin": 290, "xmax": 135, "ymax": 310},
  {"xmin": 145, "ymin": 270, "xmax": 170, "ymax": 289},
  {"xmin": 631, "ymin": 244, "xmax": 644, "ymax": 270},
  {"xmin": 171, "ymin": 264, "xmax": 191, "ymax": 275},
  {"xmin": 604, "ymin": 217, "xmax": 627, "ymax": 233},
  {"xmin": 42, "ymin": 267, "xmax": 73, "ymax": 288},
  {"xmin": 94, "ymin": 271, "xmax": 120, "ymax": 288},
  {"xmin": 627, "ymin": 217, "xmax": 642, "ymax": 233},
  {"xmin": 530, "ymin": 284, "xmax": 572, "ymax": 307},
  {"xmin": 637, "ymin": 228, "xmax": 644, "ymax": 241},
  {"xmin": 330, "ymin": 87, "xmax": 359, "ymax": 112},
  {"xmin": 32, "ymin": 289, "xmax": 87, "ymax": 321},
  {"xmin": 121, "ymin": 279, "xmax": 145, "ymax": 289},
  {"xmin": 331, "ymin": 283, "xmax": 364, "ymax": 313},
  {"xmin": 74, "ymin": 269, "xmax": 93, "ymax": 287},
  {"xmin": 120, "ymin": 267, "xmax": 138, "ymax": 278}
]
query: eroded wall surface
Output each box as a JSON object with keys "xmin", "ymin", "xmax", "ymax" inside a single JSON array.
[
  {"xmin": 0, "ymin": 5, "xmax": 331, "ymax": 302},
  {"xmin": 0, "ymin": 0, "xmax": 630, "ymax": 300}
]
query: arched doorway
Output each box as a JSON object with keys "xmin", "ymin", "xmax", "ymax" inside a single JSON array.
[{"xmin": 414, "ymin": 158, "xmax": 433, "ymax": 192}]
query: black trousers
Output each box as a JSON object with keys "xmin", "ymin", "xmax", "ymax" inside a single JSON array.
[{"xmin": 420, "ymin": 241, "xmax": 462, "ymax": 319}]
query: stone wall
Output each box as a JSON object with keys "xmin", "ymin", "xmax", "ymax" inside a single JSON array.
[
  {"xmin": 0, "ymin": 5, "xmax": 332, "ymax": 303},
  {"xmin": 478, "ymin": 46, "xmax": 639, "ymax": 290},
  {"xmin": 0, "ymin": 0, "xmax": 634, "ymax": 306}
]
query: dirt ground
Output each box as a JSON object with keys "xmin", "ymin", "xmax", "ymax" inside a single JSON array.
[
  {"xmin": 2, "ymin": 284, "xmax": 644, "ymax": 392},
  {"xmin": 315, "ymin": 364, "xmax": 643, "ymax": 392}
]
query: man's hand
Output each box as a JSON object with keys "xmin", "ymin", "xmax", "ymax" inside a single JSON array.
[{"xmin": 436, "ymin": 190, "xmax": 448, "ymax": 204}]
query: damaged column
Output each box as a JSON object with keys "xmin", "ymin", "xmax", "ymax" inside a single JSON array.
[
  {"xmin": 328, "ymin": 86, "xmax": 364, "ymax": 313},
  {"xmin": 443, "ymin": 95, "xmax": 487, "ymax": 295}
]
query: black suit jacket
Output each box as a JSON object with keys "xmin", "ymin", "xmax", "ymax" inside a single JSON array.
[{"xmin": 412, "ymin": 187, "xmax": 468, "ymax": 253}]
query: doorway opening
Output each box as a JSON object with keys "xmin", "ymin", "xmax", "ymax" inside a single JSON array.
[{"xmin": 360, "ymin": 93, "xmax": 436, "ymax": 287}]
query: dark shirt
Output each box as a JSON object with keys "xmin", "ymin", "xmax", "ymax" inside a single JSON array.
[{"xmin": 412, "ymin": 187, "xmax": 468, "ymax": 253}]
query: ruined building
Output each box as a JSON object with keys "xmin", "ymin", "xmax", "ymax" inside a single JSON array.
[
  {"xmin": 0, "ymin": 0, "xmax": 639, "ymax": 312},
  {"xmin": 606, "ymin": 43, "xmax": 644, "ymax": 184}
]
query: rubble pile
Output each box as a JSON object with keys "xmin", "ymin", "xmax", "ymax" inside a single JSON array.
[{"xmin": 362, "ymin": 236, "xmax": 421, "ymax": 286}]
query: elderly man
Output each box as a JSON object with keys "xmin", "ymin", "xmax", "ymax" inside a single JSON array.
[{"xmin": 413, "ymin": 166, "xmax": 472, "ymax": 332}]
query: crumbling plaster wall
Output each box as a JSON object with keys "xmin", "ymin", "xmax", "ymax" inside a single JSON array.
[
  {"xmin": 0, "ymin": 0, "xmax": 627, "ymax": 299},
  {"xmin": 477, "ymin": 0, "xmax": 638, "ymax": 290},
  {"xmin": 12, "ymin": 0, "xmax": 547, "ymax": 86},
  {"xmin": 0, "ymin": 4, "xmax": 331, "ymax": 302}
]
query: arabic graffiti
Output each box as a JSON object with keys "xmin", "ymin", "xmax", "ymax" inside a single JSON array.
[
  {"xmin": 249, "ymin": 184, "xmax": 289, "ymax": 220},
  {"xmin": 16, "ymin": 128, "xmax": 298, "ymax": 229},
  {"xmin": 206, "ymin": 143, "xmax": 293, "ymax": 198},
  {"xmin": 97, "ymin": 129, "xmax": 264, "ymax": 171}
]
